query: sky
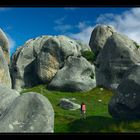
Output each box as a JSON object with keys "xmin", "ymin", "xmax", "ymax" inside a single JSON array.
[{"xmin": 0, "ymin": 7, "xmax": 140, "ymax": 55}]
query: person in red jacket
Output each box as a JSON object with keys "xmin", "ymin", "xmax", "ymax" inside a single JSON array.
[{"xmin": 80, "ymin": 102, "xmax": 86, "ymax": 119}]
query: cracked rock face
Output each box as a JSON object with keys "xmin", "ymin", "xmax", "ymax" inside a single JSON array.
[
  {"xmin": 108, "ymin": 65, "xmax": 140, "ymax": 119},
  {"xmin": 48, "ymin": 56, "xmax": 96, "ymax": 92},
  {"xmin": 95, "ymin": 32, "xmax": 140, "ymax": 90},
  {"xmin": 11, "ymin": 35, "xmax": 95, "ymax": 92},
  {"xmin": 0, "ymin": 28, "xmax": 10, "ymax": 64},
  {"xmin": 89, "ymin": 25, "xmax": 116, "ymax": 56},
  {"xmin": 0, "ymin": 86, "xmax": 54, "ymax": 133},
  {"xmin": 0, "ymin": 47, "xmax": 11, "ymax": 88}
]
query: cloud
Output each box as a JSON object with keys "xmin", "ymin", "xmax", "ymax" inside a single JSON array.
[
  {"xmin": 55, "ymin": 17, "xmax": 66, "ymax": 25},
  {"xmin": 54, "ymin": 24, "xmax": 72, "ymax": 33},
  {"xmin": 68, "ymin": 21, "xmax": 94, "ymax": 44},
  {"xmin": 96, "ymin": 8, "xmax": 140, "ymax": 44},
  {"xmin": 68, "ymin": 8, "xmax": 140, "ymax": 45},
  {"xmin": 69, "ymin": 25, "xmax": 94, "ymax": 44},
  {"xmin": 54, "ymin": 16, "xmax": 73, "ymax": 33}
]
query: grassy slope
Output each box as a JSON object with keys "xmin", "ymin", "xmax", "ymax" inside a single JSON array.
[{"xmin": 21, "ymin": 85, "xmax": 140, "ymax": 133}]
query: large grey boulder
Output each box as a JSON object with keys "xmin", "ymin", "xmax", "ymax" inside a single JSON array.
[
  {"xmin": 0, "ymin": 47, "xmax": 11, "ymax": 88},
  {"xmin": 108, "ymin": 64, "xmax": 140, "ymax": 120},
  {"xmin": 59, "ymin": 98, "xmax": 80, "ymax": 110},
  {"xmin": 0, "ymin": 28, "xmax": 10, "ymax": 64},
  {"xmin": 95, "ymin": 33, "xmax": 140, "ymax": 90},
  {"xmin": 0, "ymin": 84, "xmax": 19, "ymax": 116},
  {"xmin": 0, "ymin": 92, "xmax": 54, "ymax": 132},
  {"xmin": 10, "ymin": 36, "xmax": 51, "ymax": 91},
  {"xmin": 11, "ymin": 35, "xmax": 92, "ymax": 92},
  {"xmin": 89, "ymin": 25, "xmax": 116, "ymax": 56},
  {"xmin": 49, "ymin": 56, "xmax": 96, "ymax": 92},
  {"xmin": 36, "ymin": 35, "xmax": 91, "ymax": 83}
]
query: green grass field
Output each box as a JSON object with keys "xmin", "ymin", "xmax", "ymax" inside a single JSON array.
[{"xmin": 21, "ymin": 85, "xmax": 140, "ymax": 133}]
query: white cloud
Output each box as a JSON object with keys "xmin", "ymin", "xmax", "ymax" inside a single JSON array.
[
  {"xmin": 55, "ymin": 17, "xmax": 66, "ymax": 25},
  {"xmin": 69, "ymin": 25, "xmax": 94, "ymax": 44},
  {"xmin": 68, "ymin": 8, "xmax": 140, "ymax": 45},
  {"xmin": 54, "ymin": 16, "xmax": 73, "ymax": 33},
  {"xmin": 54, "ymin": 24, "xmax": 72, "ymax": 33},
  {"xmin": 96, "ymin": 8, "xmax": 140, "ymax": 44}
]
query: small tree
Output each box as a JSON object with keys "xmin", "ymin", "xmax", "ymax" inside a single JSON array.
[{"xmin": 81, "ymin": 50, "xmax": 95, "ymax": 63}]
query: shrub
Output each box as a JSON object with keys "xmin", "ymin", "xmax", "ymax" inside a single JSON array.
[
  {"xmin": 133, "ymin": 41, "xmax": 140, "ymax": 49},
  {"xmin": 81, "ymin": 50, "xmax": 95, "ymax": 62}
]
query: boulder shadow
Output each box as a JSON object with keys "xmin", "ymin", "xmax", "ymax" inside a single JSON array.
[{"xmin": 68, "ymin": 116, "xmax": 122, "ymax": 133}]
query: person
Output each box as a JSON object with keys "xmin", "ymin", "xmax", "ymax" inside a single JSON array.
[{"xmin": 80, "ymin": 102, "xmax": 86, "ymax": 119}]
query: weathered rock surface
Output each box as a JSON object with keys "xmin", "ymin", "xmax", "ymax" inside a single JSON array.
[
  {"xmin": 59, "ymin": 98, "xmax": 80, "ymax": 110},
  {"xmin": 10, "ymin": 36, "xmax": 51, "ymax": 91},
  {"xmin": 0, "ymin": 47, "xmax": 11, "ymax": 88},
  {"xmin": 0, "ymin": 84, "xmax": 19, "ymax": 116},
  {"xmin": 95, "ymin": 33, "xmax": 140, "ymax": 90},
  {"xmin": 89, "ymin": 25, "xmax": 116, "ymax": 56},
  {"xmin": 36, "ymin": 35, "xmax": 91, "ymax": 83},
  {"xmin": 49, "ymin": 56, "xmax": 96, "ymax": 92},
  {"xmin": 11, "ymin": 35, "xmax": 92, "ymax": 92},
  {"xmin": 0, "ymin": 92, "xmax": 54, "ymax": 132},
  {"xmin": 108, "ymin": 64, "xmax": 140, "ymax": 120},
  {"xmin": 0, "ymin": 28, "xmax": 10, "ymax": 64}
]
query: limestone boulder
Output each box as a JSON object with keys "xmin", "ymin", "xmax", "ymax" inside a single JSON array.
[
  {"xmin": 48, "ymin": 56, "xmax": 96, "ymax": 92},
  {"xmin": 0, "ymin": 28, "xmax": 10, "ymax": 64},
  {"xmin": 0, "ymin": 92, "xmax": 54, "ymax": 132},
  {"xmin": 0, "ymin": 47, "xmax": 11, "ymax": 88},
  {"xmin": 11, "ymin": 35, "xmax": 91, "ymax": 91},
  {"xmin": 95, "ymin": 33, "xmax": 140, "ymax": 90},
  {"xmin": 36, "ymin": 35, "xmax": 91, "ymax": 83},
  {"xmin": 10, "ymin": 36, "xmax": 51, "ymax": 91},
  {"xmin": 59, "ymin": 98, "xmax": 80, "ymax": 110},
  {"xmin": 108, "ymin": 64, "xmax": 140, "ymax": 119},
  {"xmin": 89, "ymin": 25, "xmax": 116, "ymax": 56},
  {"xmin": 0, "ymin": 84, "xmax": 19, "ymax": 116}
]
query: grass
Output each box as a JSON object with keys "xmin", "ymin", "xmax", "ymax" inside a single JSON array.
[
  {"xmin": 81, "ymin": 50, "xmax": 95, "ymax": 63},
  {"xmin": 21, "ymin": 85, "xmax": 140, "ymax": 133}
]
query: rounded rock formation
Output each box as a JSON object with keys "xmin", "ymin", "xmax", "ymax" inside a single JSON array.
[
  {"xmin": 108, "ymin": 64, "xmax": 140, "ymax": 120},
  {"xmin": 48, "ymin": 56, "xmax": 96, "ymax": 92},
  {"xmin": 89, "ymin": 25, "xmax": 116, "ymax": 57},
  {"xmin": 0, "ymin": 92, "xmax": 54, "ymax": 132},
  {"xmin": 95, "ymin": 32, "xmax": 140, "ymax": 90},
  {"xmin": 0, "ymin": 28, "xmax": 10, "ymax": 64},
  {"xmin": 11, "ymin": 35, "xmax": 93, "ymax": 92}
]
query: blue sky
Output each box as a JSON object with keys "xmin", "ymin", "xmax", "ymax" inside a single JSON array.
[{"xmin": 1, "ymin": 7, "xmax": 140, "ymax": 55}]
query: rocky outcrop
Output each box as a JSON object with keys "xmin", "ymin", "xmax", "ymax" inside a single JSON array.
[
  {"xmin": 10, "ymin": 36, "xmax": 51, "ymax": 91},
  {"xmin": 89, "ymin": 25, "xmax": 116, "ymax": 56},
  {"xmin": 95, "ymin": 32, "xmax": 140, "ymax": 90},
  {"xmin": 0, "ymin": 28, "xmax": 10, "ymax": 64},
  {"xmin": 59, "ymin": 98, "xmax": 80, "ymax": 110},
  {"xmin": 36, "ymin": 36, "xmax": 91, "ymax": 83},
  {"xmin": 0, "ymin": 47, "xmax": 11, "ymax": 88},
  {"xmin": 49, "ymin": 56, "xmax": 96, "ymax": 92},
  {"xmin": 108, "ymin": 64, "xmax": 140, "ymax": 120},
  {"xmin": 11, "ymin": 35, "xmax": 93, "ymax": 92},
  {"xmin": 0, "ymin": 84, "xmax": 19, "ymax": 116},
  {"xmin": 0, "ymin": 86, "xmax": 54, "ymax": 132}
]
